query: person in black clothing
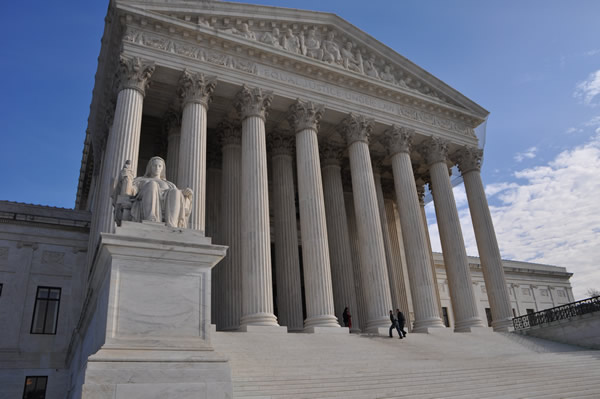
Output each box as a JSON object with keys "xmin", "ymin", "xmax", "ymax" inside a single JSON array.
[
  {"xmin": 342, "ymin": 307, "xmax": 352, "ymax": 329},
  {"xmin": 389, "ymin": 310, "xmax": 402, "ymax": 338},
  {"xmin": 396, "ymin": 308, "xmax": 407, "ymax": 338}
]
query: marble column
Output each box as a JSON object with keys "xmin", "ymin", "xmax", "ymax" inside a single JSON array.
[
  {"xmin": 372, "ymin": 162, "xmax": 402, "ymax": 313},
  {"xmin": 288, "ymin": 100, "xmax": 339, "ymax": 330},
  {"xmin": 269, "ymin": 133, "xmax": 304, "ymax": 332},
  {"xmin": 218, "ymin": 121, "xmax": 243, "ymax": 330},
  {"xmin": 416, "ymin": 181, "xmax": 444, "ymax": 319},
  {"xmin": 344, "ymin": 190, "xmax": 368, "ymax": 332},
  {"xmin": 383, "ymin": 125, "xmax": 445, "ymax": 332},
  {"xmin": 384, "ymin": 197, "xmax": 413, "ymax": 329},
  {"xmin": 321, "ymin": 144, "xmax": 361, "ymax": 332},
  {"xmin": 455, "ymin": 146, "xmax": 513, "ymax": 331},
  {"xmin": 96, "ymin": 56, "xmax": 155, "ymax": 237},
  {"xmin": 164, "ymin": 108, "xmax": 181, "ymax": 185},
  {"xmin": 235, "ymin": 86, "xmax": 279, "ymax": 327},
  {"xmin": 177, "ymin": 70, "xmax": 217, "ymax": 232},
  {"xmin": 338, "ymin": 114, "xmax": 392, "ymax": 333},
  {"xmin": 421, "ymin": 137, "xmax": 485, "ymax": 332}
]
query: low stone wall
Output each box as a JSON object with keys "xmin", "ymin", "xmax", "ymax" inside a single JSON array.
[{"xmin": 517, "ymin": 311, "xmax": 600, "ymax": 349}]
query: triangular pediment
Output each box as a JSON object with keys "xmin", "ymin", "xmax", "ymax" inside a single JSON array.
[{"xmin": 116, "ymin": 0, "xmax": 489, "ymax": 125}]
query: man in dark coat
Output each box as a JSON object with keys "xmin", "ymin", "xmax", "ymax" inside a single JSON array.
[
  {"xmin": 389, "ymin": 310, "xmax": 402, "ymax": 338},
  {"xmin": 396, "ymin": 308, "xmax": 407, "ymax": 338}
]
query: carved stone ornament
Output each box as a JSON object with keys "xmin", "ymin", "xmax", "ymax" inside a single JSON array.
[
  {"xmin": 113, "ymin": 156, "xmax": 193, "ymax": 228},
  {"xmin": 419, "ymin": 137, "xmax": 450, "ymax": 166},
  {"xmin": 268, "ymin": 132, "xmax": 295, "ymax": 157},
  {"xmin": 454, "ymin": 146, "xmax": 483, "ymax": 175},
  {"xmin": 338, "ymin": 113, "xmax": 374, "ymax": 146},
  {"xmin": 118, "ymin": 56, "xmax": 155, "ymax": 96},
  {"xmin": 319, "ymin": 143, "xmax": 344, "ymax": 167},
  {"xmin": 218, "ymin": 120, "xmax": 242, "ymax": 147},
  {"xmin": 235, "ymin": 85, "xmax": 273, "ymax": 121},
  {"xmin": 287, "ymin": 99, "xmax": 325, "ymax": 133},
  {"xmin": 178, "ymin": 70, "xmax": 217, "ymax": 107},
  {"xmin": 382, "ymin": 125, "xmax": 414, "ymax": 156}
]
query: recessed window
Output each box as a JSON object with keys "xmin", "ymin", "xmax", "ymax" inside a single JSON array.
[
  {"xmin": 23, "ymin": 376, "xmax": 47, "ymax": 399},
  {"xmin": 0, "ymin": 283, "xmax": 3, "ymax": 296},
  {"xmin": 30, "ymin": 287, "xmax": 61, "ymax": 334}
]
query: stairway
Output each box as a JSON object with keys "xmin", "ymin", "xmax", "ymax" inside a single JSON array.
[{"xmin": 212, "ymin": 329, "xmax": 600, "ymax": 398}]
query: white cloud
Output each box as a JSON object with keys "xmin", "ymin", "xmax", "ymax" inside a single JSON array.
[
  {"xmin": 584, "ymin": 49, "xmax": 600, "ymax": 57},
  {"xmin": 574, "ymin": 70, "xmax": 600, "ymax": 106},
  {"xmin": 513, "ymin": 146, "xmax": 538, "ymax": 162},
  {"xmin": 565, "ymin": 127, "xmax": 581, "ymax": 134},
  {"xmin": 426, "ymin": 132, "xmax": 600, "ymax": 300}
]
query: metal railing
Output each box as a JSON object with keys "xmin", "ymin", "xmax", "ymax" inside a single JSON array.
[{"xmin": 513, "ymin": 296, "xmax": 600, "ymax": 331}]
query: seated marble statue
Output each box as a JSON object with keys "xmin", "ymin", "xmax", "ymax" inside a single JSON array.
[{"xmin": 114, "ymin": 156, "xmax": 193, "ymax": 228}]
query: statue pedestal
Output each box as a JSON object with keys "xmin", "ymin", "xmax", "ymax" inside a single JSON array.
[{"xmin": 81, "ymin": 222, "xmax": 231, "ymax": 398}]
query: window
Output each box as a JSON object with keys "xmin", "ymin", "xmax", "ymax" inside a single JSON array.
[
  {"xmin": 442, "ymin": 307, "xmax": 450, "ymax": 328},
  {"xmin": 526, "ymin": 308, "xmax": 535, "ymax": 315},
  {"xmin": 23, "ymin": 376, "xmax": 47, "ymax": 399},
  {"xmin": 485, "ymin": 308, "xmax": 492, "ymax": 327},
  {"xmin": 512, "ymin": 308, "xmax": 517, "ymax": 318},
  {"xmin": 30, "ymin": 287, "xmax": 61, "ymax": 334},
  {"xmin": 0, "ymin": 283, "xmax": 3, "ymax": 296}
]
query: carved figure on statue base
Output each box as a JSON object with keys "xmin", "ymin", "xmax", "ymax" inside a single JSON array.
[{"xmin": 113, "ymin": 156, "xmax": 193, "ymax": 228}]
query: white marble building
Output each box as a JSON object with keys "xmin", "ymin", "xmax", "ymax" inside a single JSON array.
[{"xmin": 0, "ymin": 1, "xmax": 577, "ymax": 398}]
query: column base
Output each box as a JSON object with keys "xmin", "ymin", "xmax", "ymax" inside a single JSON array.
[
  {"xmin": 454, "ymin": 317, "xmax": 487, "ymax": 333},
  {"xmin": 304, "ymin": 326, "xmax": 349, "ymax": 334},
  {"xmin": 350, "ymin": 327, "xmax": 362, "ymax": 334},
  {"xmin": 238, "ymin": 325, "xmax": 288, "ymax": 334},
  {"xmin": 364, "ymin": 316, "xmax": 391, "ymax": 333},
  {"xmin": 304, "ymin": 314, "xmax": 340, "ymax": 329},
  {"xmin": 492, "ymin": 317, "xmax": 514, "ymax": 332},
  {"xmin": 412, "ymin": 316, "xmax": 447, "ymax": 333},
  {"xmin": 240, "ymin": 312, "xmax": 279, "ymax": 327}
]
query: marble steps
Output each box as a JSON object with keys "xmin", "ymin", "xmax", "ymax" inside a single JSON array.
[
  {"xmin": 228, "ymin": 354, "xmax": 598, "ymax": 379},
  {"xmin": 212, "ymin": 331, "xmax": 599, "ymax": 398},
  {"xmin": 231, "ymin": 364, "xmax": 599, "ymax": 398}
]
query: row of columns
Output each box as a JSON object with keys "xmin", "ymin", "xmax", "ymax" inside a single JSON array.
[{"xmin": 91, "ymin": 55, "xmax": 513, "ymax": 333}]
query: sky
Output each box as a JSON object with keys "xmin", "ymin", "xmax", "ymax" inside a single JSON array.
[{"xmin": 1, "ymin": 1, "xmax": 599, "ymax": 300}]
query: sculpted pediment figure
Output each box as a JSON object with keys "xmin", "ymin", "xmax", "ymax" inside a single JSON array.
[{"xmin": 113, "ymin": 156, "xmax": 193, "ymax": 228}]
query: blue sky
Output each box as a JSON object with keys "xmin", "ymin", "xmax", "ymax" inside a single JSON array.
[{"xmin": 1, "ymin": 1, "xmax": 599, "ymax": 299}]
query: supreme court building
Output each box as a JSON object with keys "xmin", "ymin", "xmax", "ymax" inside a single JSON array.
[{"xmin": 0, "ymin": 1, "xmax": 577, "ymax": 398}]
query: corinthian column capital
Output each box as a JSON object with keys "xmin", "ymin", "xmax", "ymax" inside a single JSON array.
[
  {"xmin": 454, "ymin": 146, "xmax": 483, "ymax": 174},
  {"xmin": 288, "ymin": 99, "xmax": 325, "ymax": 133},
  {"xmin": 419, "ymin": 137, "xmax": 450, "ymax": 166},
  {"xmin": 235, "ymin": 85, "xmax": 273, "ymax": 122},
  {"xmin": 178, "ymin": 70, "xmax": 217, "ymax": 108},
  {"xmin": 217, "ymin": 120, "xmax": 242, "ymax": 147},
  {"xmin": 118, "ymin": 56, "xmax": 155, "ymax": 96},
  {"xmin": 382, "ymin": 125, "xmax": 414, "ymax": 156},
  {"xmin": 338, "ymin": 113, "xmax": 374, "ymax": 146},
  {"xmin": 319, "ymin": 143, "xmax": 344, "ymax": 167},
  {"xmin": 268, "ymin": 132, "xmax": 295, "ymax": 157}
]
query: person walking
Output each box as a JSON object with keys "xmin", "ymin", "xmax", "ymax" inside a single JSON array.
[
  {"xmin": 389, "ymin": 310, "xmax": 402, "ymax": 338},
  {"xmin": 396, "ymin": 308, "xmax": 407, "ymax": 338}
]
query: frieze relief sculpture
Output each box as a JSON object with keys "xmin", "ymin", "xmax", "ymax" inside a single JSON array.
[{"xmin": 113, "ymin": 156, "xmax": 193, "ymax": 228}]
